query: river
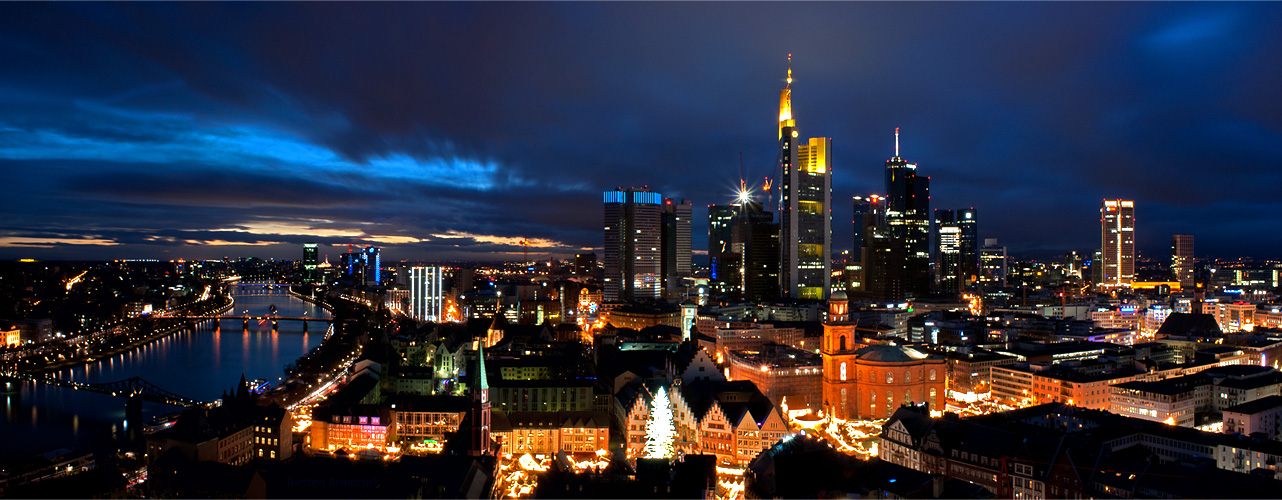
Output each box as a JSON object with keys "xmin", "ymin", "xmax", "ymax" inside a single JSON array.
[{"xmin": 0, "ymin": 289, "xmax": 329, "ymax": 461}]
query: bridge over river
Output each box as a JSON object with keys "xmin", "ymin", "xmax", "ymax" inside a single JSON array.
[
  {"xmin": 2, "ymin": 371, "xmax": 207, "ymax": 407},
  {"xmin": 1, "ymin": 284, "xmax": 330, "ymax": 460}
]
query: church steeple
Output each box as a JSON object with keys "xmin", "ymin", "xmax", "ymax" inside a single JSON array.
[
  {"xmin": 472, "ymin": 343, "xmax": 488, "ymax": 392},
  {"xmin": 468, "ymin": 343, "xmax": 491, "ymax": 456}
]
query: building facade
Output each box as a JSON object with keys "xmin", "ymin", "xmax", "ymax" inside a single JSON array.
[
  {"xmin": 408, "ymin": 266, "xmax": 444, "ymax": 322},
  {"xmin": 1100, "ymin": 199, "xmax": 1135, "ymax": 289},
  {"xmin": 1172, "ymin": 234, "xmax": 1195, "ymax": 289},
  {"xmin": 822, "ymin": 294, "xmax": 947, "ymax": 420},
  {"xmin": 978, "ymin": 238, "xmax": 1007, "ymax": 288},
  {"xmin": 603, "ymin": 188, "xmax": 663, "ymax": 302},
  {"xmin": 935, "ymin": 209, "xmax": 962, "ymax": 297},
  {"xmin": 776, "ymin": 56, "xmax": 831, "ymax": 300},
  {"xmin": 491, "ymin": 411, "xmax": 610, "ymax": 455},
  {"xmin": 884, "ymin": 129, "xmax": 931, "ymax": 298},
  {"xmin": 302, "ymin": 242, "xmax": 319, "ymax": 283},
  {"xmin": 731, "ymin": 201, "xmax": 780, "ymax": 303},
  {"xmin": 708, "ymin": 204, "xmax": 738, "ymax": 295},
  {"xmin": 660, "ymin": 198, "xmax": 692, "ymax": 295}
]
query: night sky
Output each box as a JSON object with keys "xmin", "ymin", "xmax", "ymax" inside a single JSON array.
[{"xmin": 2, "ymin": 3, "xmax": 1280, "ymax": 263}]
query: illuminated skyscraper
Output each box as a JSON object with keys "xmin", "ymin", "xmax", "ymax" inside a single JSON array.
[
  {"xmin": 776, "ymin": 55, "xmax": 832, "ymax": 300},
  {"xmin": 935, "ymin": 209, "xmax": 962, "ymax": 297},
  {"xmin": 1172, "ymin": 234, "xmax": 1194, "ymax": 289},
  {"xmin": 603, "ymin": 187, "xmax": 662, "ymax": 302},
  {"xmin": 302, "ymin": 242, "xmax": 318, "ymax": 283},
  {"xmin": 661, "ymin": 198, "xmax": 692, "ymax": 294},
  {"xmin": 1100, "ymin": 199, "xmax": 1135, "ymax": 288},
  {"xmin": 935, "ymin": 207, "xmax": 977, "ymax": 297},
  {"xmin": 361, "ymin": 246, "xmax": 381, "ymax": 286},
  {"xmin": 408, "ymin": 266, "xmax": 444, "ymax": 322},
  {"xmin": 884, "ymin": 129, "xmax": 930, "ymax": 298},
  {"xmin": 979, "ymin": 238, "xmax": 1007, "ymax": 287},
  {"xmin": 1064, "ymin": 251, "xmax": 1084, "ymax": 280}
]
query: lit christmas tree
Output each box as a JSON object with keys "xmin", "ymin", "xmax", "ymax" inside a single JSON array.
[{"xmin": 643, "ymin": 386, "xmax": 675, "ymax": 459}]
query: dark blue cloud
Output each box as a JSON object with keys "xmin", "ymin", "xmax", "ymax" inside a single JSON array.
[{"xmin": 1, "ymin": 2, "xmax": 1280, "ymax": 262}]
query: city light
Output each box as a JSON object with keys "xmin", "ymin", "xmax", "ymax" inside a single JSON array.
[{"xmin": 3, "ymin": 12, "xmax": 1280, "ymax": 498}]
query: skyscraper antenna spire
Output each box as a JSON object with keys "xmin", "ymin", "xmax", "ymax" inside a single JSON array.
[
  {"xmin": 786, "ymin": 54, "xmax": 793, "ymax": 88},
  {"xmin": 895, "ymin": 127, "xmax": 900, "ymax": 158}
]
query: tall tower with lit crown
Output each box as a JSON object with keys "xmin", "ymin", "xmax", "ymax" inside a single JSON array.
[
  {"xmin": 777, "ymin": 55, "xmax": 832, "ymax": 300},
  {"xmin": 884, "ymin": 128, "xmax": 930, "ymax": 299},
  {"xmin": 1100, "ymin": 199, "xmax": 1135, "ymax": 289}
]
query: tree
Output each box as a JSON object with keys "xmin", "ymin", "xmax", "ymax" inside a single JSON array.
[{"xmin": 643, "ymin": 386, "xmax": 675, "ymax": 459}]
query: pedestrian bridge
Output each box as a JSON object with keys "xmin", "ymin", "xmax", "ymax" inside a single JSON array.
[{"xmin": 1, "ymin": 371, "xmax": 207, "ymax": 407}]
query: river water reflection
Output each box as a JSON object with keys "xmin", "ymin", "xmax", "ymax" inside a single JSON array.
[{"xmin": 0, "ymin": 289, "xmax": 328, "ymax": 460}]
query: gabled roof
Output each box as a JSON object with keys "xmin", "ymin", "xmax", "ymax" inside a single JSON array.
[
  {"xmin": 886, "ymin": 407, "xmax": 934, "ymax": 443},
  {"xmin": 677, "ymin": 379, "xmax": 775, "ymax": 426},
  {"xmin": 613, "ymin": 379, "xmax": 652, "ymax": 412}
]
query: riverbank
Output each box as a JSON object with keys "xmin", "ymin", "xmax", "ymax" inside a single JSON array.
[
  {"xmin": 262, "ymin": 286, "xmax": 360, "ymax": 408},
  {"xmin": 38, "ymin": 295, "xmax": 234, "ymax": 373}
]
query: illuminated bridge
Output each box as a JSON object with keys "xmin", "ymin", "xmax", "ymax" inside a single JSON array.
[
  {"xmin": 167, "ymin": 314, "xmax": 335, "ymax": 331},
  {"xmin": 1, "ymin": 371, "xmax": 207, "ymax": 407},
  {"xmin": 169, "ymin": 315, "xmax": 333, "ymax": 323},
  {"xmin": 226, "ymin": 283, "xmax": 295, "ymax": 296}
]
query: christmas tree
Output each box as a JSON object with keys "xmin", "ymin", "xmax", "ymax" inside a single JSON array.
[{"xmin": 643, "ymin": 386, "xmax": 675, "ymax": 459}]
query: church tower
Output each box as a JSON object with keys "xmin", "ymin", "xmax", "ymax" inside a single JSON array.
[
  {"xmin": 469, "ymin": 344, "xmax": 491, "ymax": 456},
  {"xmin": 821, "ymin": 291, "xmax": 859, "ymax": 420}
]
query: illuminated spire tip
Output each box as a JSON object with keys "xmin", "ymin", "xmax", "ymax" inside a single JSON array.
[
  {"xmin": 786, "ymin": 54, "xmax": 792, "ymax": 87},
  {"xmin": 895, "ymin": 127, "xmax": 900, "ymax": 157}
]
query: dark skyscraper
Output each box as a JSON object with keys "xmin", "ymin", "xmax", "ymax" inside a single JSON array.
[
  {"xmin": 849, "ymin": 196, "xmax": 874, "ymax": 292},
  {"xmin": 884, "ymin": 128, "xmax": 930, "ymax": 298},
  {"xmin": 361, "ymin": 246, "xmax": 381, "ymax": 286},
  {"xmin": 731, "ymin": 201, "xmax": 780, "ymax": 303},
  {"xmin": 573, "ymin": 252, "xmax": 596, "ymax": 277},
  {"xmin": 708, "ymin": 204, "xmax": 738, "ymax": 293},
  {"xmin": 957, "ymin": 208, "xmax": 978, "ymax": 287},
  {"xmin": 603, "ymin": 187, "xmax": 662, "ymax": 302},
  {"xmin": 660, "ymin": 198, "xmax": 692, "ymax": 295},
  {"xmin": 854, "ymin": 195, "xmax": 904, "ymax": 303},
  {"xmin": 851, "ymin": 196, "xmax": 872, "ymax": 267},
  {"xmin": 340, "ymin": 248, "xmax": 362, "ymax": 284},
  {"xmin": 1172, "ymin": 234, "xmax": 1194, "ymax": 289},
  {"xmin": 776, "ymin": 55, "xmax": 831, "ymax": 300}
]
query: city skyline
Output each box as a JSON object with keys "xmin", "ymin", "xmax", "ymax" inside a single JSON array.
[{"xmin": 3, "ymin": 3, "xmax": 1282, "ymax": 262}]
